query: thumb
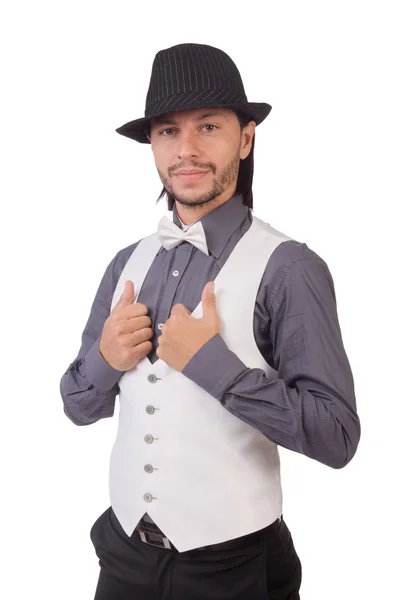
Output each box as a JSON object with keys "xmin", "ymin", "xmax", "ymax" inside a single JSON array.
[
  {"xmin": 112, "ymin": 280, "xmax": 135, "ymax": 312},
  {"xmin": 201, "ymin": 281, "xmax": 217, "ymax": 320},
  {"xmin": 171, "ymin": 303, "xmax": 191, "ymax": 317}
]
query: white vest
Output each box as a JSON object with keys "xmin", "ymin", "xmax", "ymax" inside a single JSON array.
[{"xmin": 109, "ymin": 215, "xmax": 292, "ymax": 551}]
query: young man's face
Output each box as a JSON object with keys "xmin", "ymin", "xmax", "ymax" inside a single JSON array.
[{"xmin": 148, "ymin": 107, "xmax": 255, "ymax": 208}]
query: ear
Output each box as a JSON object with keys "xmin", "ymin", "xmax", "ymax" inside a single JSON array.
[
  {"xmin": 240, "ymin": 121, "xmax": 256, "ymax": 159},
  {"xmin": 146, "ymin": 122, "xmax": 152, "ymax": 142}
]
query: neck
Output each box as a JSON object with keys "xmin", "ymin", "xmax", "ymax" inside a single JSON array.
[{"xmin": 174, "ymin": 186, "xmax": 237, "ymax": 226}]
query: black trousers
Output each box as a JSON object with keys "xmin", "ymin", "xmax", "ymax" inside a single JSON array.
[{"xmin": 90, "ymin": 507, "xmax": 302, "ymax": 600}]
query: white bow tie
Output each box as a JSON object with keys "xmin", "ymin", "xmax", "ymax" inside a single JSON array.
[{"xmin": 157, "ymin": 215, "xmax": 209, "ymax": 256}]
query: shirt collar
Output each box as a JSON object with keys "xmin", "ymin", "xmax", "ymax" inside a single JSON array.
[{"xmin": 172, "ymin": 192, "xmax": 249, "ymax": 259}]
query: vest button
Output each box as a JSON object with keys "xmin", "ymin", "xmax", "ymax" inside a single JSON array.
[
  {"xmin": 143, "ymin": 493, "xmax": 153, "ymax": 503},
  {"xmin": 147, "ymin": 374, "xmax": 158, "ymax": 384},
  {"xmin": 144, "ymin": 434, "xmax": 154, "ymax": 444},
  {"xmin": 146, "ymin": 405, "xmax": 155, "ymax": 415},
  {"xmin": 144, "ymin": 464, "xmax": 154, "ymax": 473}
]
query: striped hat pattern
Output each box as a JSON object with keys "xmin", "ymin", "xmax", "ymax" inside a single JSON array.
[{"xmin": 116, "ymin": 43, "xmax": 272, "ymax": 144}]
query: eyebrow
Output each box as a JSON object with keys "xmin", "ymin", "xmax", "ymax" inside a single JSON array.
[{"xmin": 151, "ymin": 111, "xmax": 227, "ymax": 127}]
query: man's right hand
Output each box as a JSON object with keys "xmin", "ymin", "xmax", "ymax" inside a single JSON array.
[{"xmin": 99, "ymin": 280, "xmax": 153, "ymax": 371}]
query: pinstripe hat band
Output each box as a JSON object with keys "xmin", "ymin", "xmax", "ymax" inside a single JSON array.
[{"xmin": 116, "ymin": 43, "xmax": 272, "ymax": 144}]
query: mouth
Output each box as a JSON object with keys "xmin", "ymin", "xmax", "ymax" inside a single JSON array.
[{"xmin": 174, "ymin": 171, "xmax": 209, "ymax": 182}]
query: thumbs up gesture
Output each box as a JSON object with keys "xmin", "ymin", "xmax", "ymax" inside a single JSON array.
[
  {"xmin": 99, "ymin": 280, "xmax": 154, "ymax": 371},
  {"xmin": 156, "ymin": 281, "xmax": 221, "ymax": 371}
]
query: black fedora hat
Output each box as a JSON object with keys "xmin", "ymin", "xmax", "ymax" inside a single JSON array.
[{"xmin": 116, "ymin": 43, "xmax": 272, "ymax": 144}]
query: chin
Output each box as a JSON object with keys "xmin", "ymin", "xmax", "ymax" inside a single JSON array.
[
  {"xmin": 172, "ymin": 185, "xmax": 210, "ymax": 201},
  {"xmin": 177, "ymin": 191, "xmax": 221, "ymax": 208}
]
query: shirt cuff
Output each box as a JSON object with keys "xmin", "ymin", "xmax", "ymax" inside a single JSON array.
[
  {"xmin": 84, "ymin": 338, "xmax": 124, "ymax": 392},
  {"xmin": 182, "ymin": 334, "xmax": 248, "ymax": 398}
]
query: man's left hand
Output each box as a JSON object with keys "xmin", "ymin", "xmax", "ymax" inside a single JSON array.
[{"xmin": 156, "ymin": 281, "xmax": 221, "ymax": 371}]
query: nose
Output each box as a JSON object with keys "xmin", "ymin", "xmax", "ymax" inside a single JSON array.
[{"xmin": 176, "ymin": 129, "xmax": 200, "ymax": 160}]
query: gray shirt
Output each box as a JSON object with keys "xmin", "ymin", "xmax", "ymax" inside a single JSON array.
[{"xmin": 60, "ymin": 193, "xmax": 360, "ymax": 479}]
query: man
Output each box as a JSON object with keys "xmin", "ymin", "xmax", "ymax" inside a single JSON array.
[{"xmin": 60, "ymin": 43, "xmax": 360, "ymax": 599}]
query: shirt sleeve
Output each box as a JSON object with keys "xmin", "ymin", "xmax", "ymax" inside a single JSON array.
[
  {"xmin": 59, "ymin": 246, "xmax": 137, "ymax": 425},
  {"xmin": 182, "ymin": 252, "xmax": 361, "ymax": 469}
]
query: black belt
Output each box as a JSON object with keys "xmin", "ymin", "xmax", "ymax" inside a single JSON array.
[{"xmin": 136, "ymin": 515, "xmax": 282, "ymax": 552}]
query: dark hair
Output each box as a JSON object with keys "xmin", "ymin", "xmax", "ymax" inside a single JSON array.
[{"xmin": 153, "ymin": 109, "xmax": 255, "ymax": 210}]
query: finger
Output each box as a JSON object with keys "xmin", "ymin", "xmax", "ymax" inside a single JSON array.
[
  {"xmin": 124, "ymin": 327, "xmax": 153, "ymax": 347},
  {"xmin": 170, "ymin": 303, "xmax": 191, "ymax": 316},
  {"xmin": 115, "ymin": 302, "xmax": 149, "ymax": 320},
  {"xmin": 133, "ymin": 340, "xmax": 153, "ymax": 359},
  {"xmin": 112, "ymin": 280, "xmax": 135, "ymax": 312},
  {"xmin": 201, "ymin": 281, "xmax": 217, "ymax": 319},
  {"xmin": 117, "ymin": 315, "xmax": 152, "ymax": 333}
]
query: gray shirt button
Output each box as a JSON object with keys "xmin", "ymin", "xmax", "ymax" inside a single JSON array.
[
  {"xmin": 144, "ymin": 434, "xmax": 154, "ymax": 444},
  {"xmin": 147, "ymin": 374, "xmax": 158, "ymax": 384},
  {"xmin": 146, "ymin": 405, "xmax": 155, "ymax": 415},
  {"xmin": 143, "ymin": 493, "xmax": 153, "ymax": 503},
  {"xmin": 158, "ymin": 323, "xmax": 163, "ymax": 330},
  {"xmin": 172, "ymin": 270, "xmax": 179, "ymax": 277},
  {"xmin": 144, "ymin": 464, "xmax": 154, "ymax": 473}
]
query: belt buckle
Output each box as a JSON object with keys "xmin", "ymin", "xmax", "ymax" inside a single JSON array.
[{"xmin": 138, "ymin": 525, "xmax": 172, "ymax": 550}]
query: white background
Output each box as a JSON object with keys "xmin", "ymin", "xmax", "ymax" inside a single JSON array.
[{"xmin": 1, "ymin": 1, "xmax": 396, "ymax": 598}]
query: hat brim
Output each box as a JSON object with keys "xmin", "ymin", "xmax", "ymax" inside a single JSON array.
[{"xmin": 115, "ymin": 101, "xmax": 272, "ymax": 144}]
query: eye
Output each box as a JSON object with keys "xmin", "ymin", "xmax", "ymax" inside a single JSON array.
[
  {"xmin": 159, "ymin": 128, "xmax": 175, "ymax": 136},
  {"xmin": 158, "ymin": 124, "xmax": 218, "ymax": 136},
  {"xmin": 202, "ymin": 124, "xmax": 217, "ymax": 132}
]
